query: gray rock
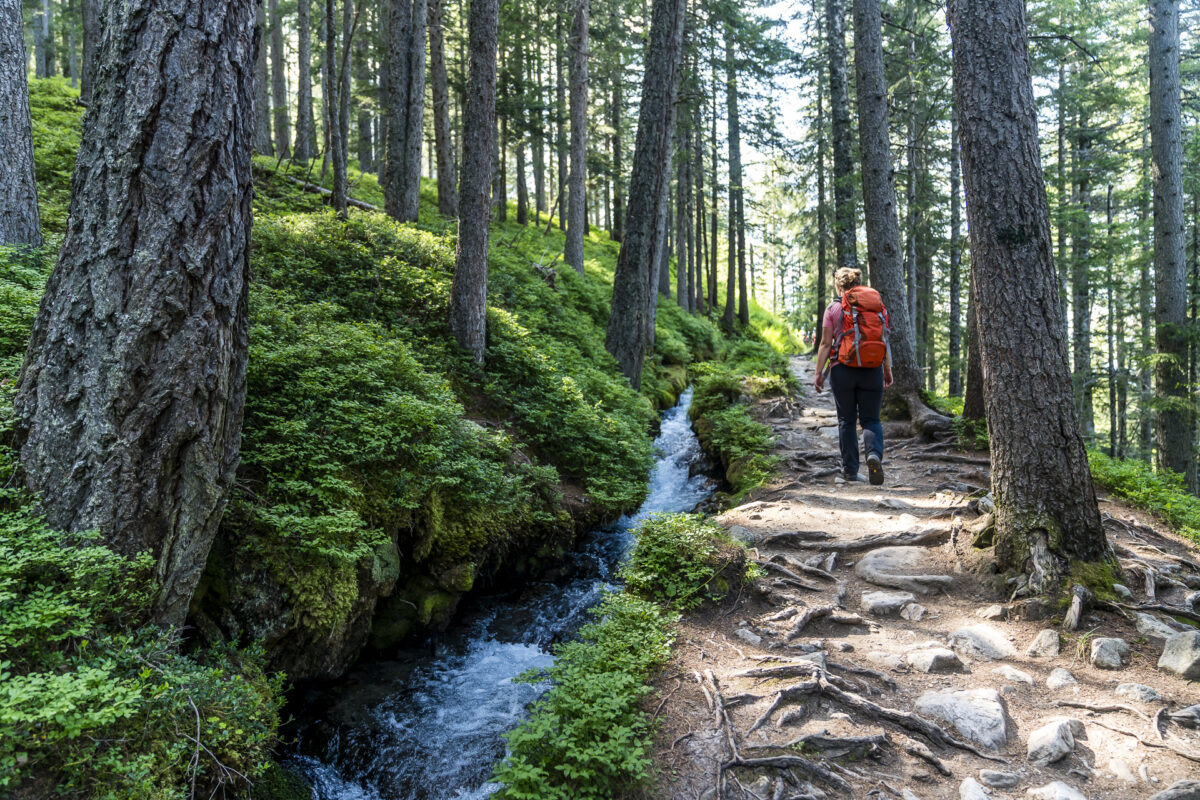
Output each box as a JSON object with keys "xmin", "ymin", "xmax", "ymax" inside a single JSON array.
[
  {"xmin": 903, "ymin": 791, "xmax": 923, "ymax": 800},
  {"xmin": 796, "ymin": 651, "xmax": 827, "ymax": 669},
  {"xmin": 1000, "ymin": 684, "xmax": 1017, "ymax": 696},
  {"xmin": 1107, "ymin": 758, "xmax": 1137, "ymax": 783},
  {"xmin": 1027, "ymin": 629, "xmax": 1061, "ymax": 658},
  {"xmin": 734, "ymin": 627, "xmax": 763, "ymax": 646},
  {"xmin": 901, "ymin": 602, "xmax": 927, "ymax": 621},
  {"xmin": 1169, "ymin": 704, "xmax": 1200, "ymax": 729},
  {"xmin": 914, "ymin": 689, "xmax": 1009, "ymax": 751},
  {"xmin": 977, "ymin": 604, "xmax": 1008, "ymax": 620},
  {"xmin": 1028, "ymin": 718, "xmax": 1082, "ymax": 765},
  {"xmin": 960, "ymin": 777, "xmax": 989, "ymax": 800},
  {"xmin": 854, "ymin": 546, "xmax": 955, "ymax": 594},
  {"xmin": 867, "ymin": 651, "xmax": 906, "ymax": 670},
  {"xmin": 980, "ymin": 770, "xmax": 1021, "ymax": 789},
  {"xmin": 727, "ymin": 525, "xmax": 756, "ymax": 546},
  {"xmin": 1114, "ymin": 682, "xmax": 1161, "ymax": 703},
  {"xmin": 861, "ymin": 590, "xmax": 917, "ymax": 616},
  {"xmin": 1136, "ymin": 611, "xmax": 1180, "ymax": 640},
  {"xmin": 1090, "ymin": 637, "xmax": 1129, "ymax": 669},
  {"xmin": 1149, "ymin": 780, "xmax": 1200, "ymax": 800},
  {"xmin": 907, "ymin": 648, "xmax": 963, "ymax": 673},
  {"xmin": 950, "ymin": 624, "xmax": 1019, "ymax": 661},
  {"xmin": 1158, "ymin": 631, "xmax": 1200, "ymax": 679},
  {"xmin": 1113, "ymin": 583, "xmax": 1133, "ymax": 600},
  {"xmin": 1047, "ymin": 668, "xmax": 1077, "ymax": 690},
  {"xmin": 994, "ymin": 664, "xmax": 1034, "ymax": 685},
  {"xmin": 1026, "ymin": 782, "xmax": 1088, "ymax": 800}
]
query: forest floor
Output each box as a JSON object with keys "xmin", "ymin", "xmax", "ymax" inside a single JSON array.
[{"xmin": 646, "ymin": 354, "xmax": 1200, "ymax": 800}]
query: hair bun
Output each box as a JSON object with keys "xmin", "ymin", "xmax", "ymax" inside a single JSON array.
[{"xmin": 834, "ymin": 267, "xmax": 863, "ymax": 293}]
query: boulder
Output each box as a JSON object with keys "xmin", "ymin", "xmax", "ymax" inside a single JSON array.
[
  {"xmin": 734, "ymin": 627, "xmax": 763, "ymax": 647},
  {"xmin": 727, "ymin": 525, "xmax": 757, "ymax": 546},
  {"xmin": 1089, "ymin": 637, "xmax": 1129, "ymax": 669},
  {"xmin": 1169, "ymin": 704, "xmax": 1200, "ymax": 729},
  {"xmin": 1113, "ymin": 583, "xmax": 1133, "ymax": 600},
  {"xmin": 901, "ymin": 603, "xmax": 927, "ymax": 621},
  {"xmin": 861, "ymin": 590, "xmax": 917, "ymax": 616},
  {"xmin": 994, "ymin": 664, "xmax": 1034, "ymax": 685},
  {"xmin": 979, "ymin": 770, "xmax": 1021, "ymax": 789},
  {"xmin": 1027, "ymin": 718, "xmax": 1083, "ymax": 766},
  {"xmin": 1046, "ymin": 668, "xmax": 1077, "ymax": 690},
  {"xmin": 1027, "ymin": 782, "xmax": 1088, "ymax": 800},
  {"xmin": 908, "ymin": 648, "xmax": 963, "ymax": 674},
  {"xmin": 914, "ymin": 689, "xmax": 1009, "ymax": 751},
  {"xmin": 960, "ymin": 777, "xmax": 989, "ymax": 800},
  {"xmin": 1158, "ymin": 631, "xmax": 1200, "ymax": 679},
  {"xmin": 950, "ymin": 624, "xmax": 1018, "ymax": 661},
  {"xmin": 1026, "ymin": 629, "xmax": 1061, "ymax": 658},
  {"xmin": 1150, "ymin": 781, "xmax": 1200, "ymax": 800},
  {"xmin": 1114, "ymin": 683, "xmax": 1161, "ymax": 704},
  {"xmin": 976, "ymin": 604, "xmax": 1008, "ymax": 620},
  {"xmin": 1135, "ymin": 611, "xmax": 1180, "ymax": 641},
  {"xmin": 867, "ymin": 651, "xmax": 905, "ymax": 671},
  {"xmin": 854, "ymin": 546, "xmax": 954, "ymax": 594}
]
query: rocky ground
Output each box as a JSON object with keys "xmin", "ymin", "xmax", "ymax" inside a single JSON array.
[{"xmin": 646, "ymin": 355, "xmax": 1200, "ymax": 800}]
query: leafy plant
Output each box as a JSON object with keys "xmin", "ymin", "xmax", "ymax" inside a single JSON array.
[
  {"xmin": 621, "ymin": 513, "xmax": 751, "ymax": 610},
  {"xmin": 1088, "ymin": 450, "xmax": 1200, "ymax": 545}
]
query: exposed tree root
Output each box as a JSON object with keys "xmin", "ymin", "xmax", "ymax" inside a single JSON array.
[
  {"xmin": 1062, "ymin": 584, "xmax": 1093, "ymax": 631},
  {"xmin": 1082, "ymin": 718, "xmax": 1200, "ymax": 764},
  {"xmin": 758, "ymin": 560, "xmax": 826, "ymax": 591},
  {"xmin": 1097, "ymin": 600, "xmax": 1200, "ymax": 625},
  {"xmin": 902, "ymin": 738, "xmax": 952, "ymax": 776},
  {"xmin": 786, "ymin": 605, "xmax": 839, "ymax": 640},
  {"xmin": 769, "ymin": 553, "xmax": 837, "ymax": 582},
  {"xmin": 760, "ymin": 527, "xmax": 948, "ymax": 553},
  {"xmin": 1053, "ymin": 699, "xmax": 1151, "ymax": 722}
]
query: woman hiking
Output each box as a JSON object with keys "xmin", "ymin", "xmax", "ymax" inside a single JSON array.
[{"xmin": 813, "ymin": 267, "xmax": 893, "ymax": 485}]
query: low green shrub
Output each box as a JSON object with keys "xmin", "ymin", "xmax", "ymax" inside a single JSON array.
[
  {"xmin": 491, "ymin": 592, "xmax": 677, "ymax": 800},
  {"xmin": 621, "ymin": 513, "xmax": 752, "ymax": 610},
  {"xmin": 1088, "ymin": 451, "xmax": 1200, "ymax": 545}
]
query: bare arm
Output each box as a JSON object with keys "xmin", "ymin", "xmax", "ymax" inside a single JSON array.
[{"xmin": 814, "ymin": 324, "xmax": 834, "ymax": 393}]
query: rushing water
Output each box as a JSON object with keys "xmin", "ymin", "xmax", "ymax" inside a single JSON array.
[{"xmin": 289, "ymin": 388, "xmax": 715, "ymax": 800}]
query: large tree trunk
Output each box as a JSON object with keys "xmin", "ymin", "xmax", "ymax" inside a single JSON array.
[
  {"xmin": 326, "ymin": 0, "xmax": 349, "ymax": 216},
  {"xmin": 383, "ymin": 0, "xmax": 427, "ymax": 222},
  {"xmin": 853, "ymin": 0, "xmax": 947, "ymax": 437},
  {"xmin": 0, "ymin": 0, "xmax": 42, "ymax": 248},
  {"xmin": 827, "ymin": 0, "xmax": 857, "ymax": 272},
  {"xmin": 429, "ymin": 0, "xmax": 458, "ymax": 216},
  {"xmin": 269, "ymin": 0, "xmax": 291, "ymax": 157},
  {"xmin": 963, "ymin": 273, "xmax": 985, "ymax": 422},
  {"xmin": 294, "ymin": 0, "xmax": 318, "ymax": 160},
  {"xmin": 13, "ymin": 0, "xmax": 256, "ymax": 628},
  {"xmin": 1072, "ymin": 115, "xmax": 1094, "ymax": 440},
  {"xmin": 564, "ymin": 0, "xmax": 588, "ymax": 273},
  {"xmin": 555, "ymin": 13, "xmax": 567, "ymax": 230},
  {"xmin": 80, "ymin": 0, "xmax": 100, "ymax": 105},
  {"xmin": 611, "ymin": 67, "xmax": 624, "ymax": 243},
  {"xmin": 676, "ymin": 125, "xmax": 689, "ymax": 308},
  {"xmin": 812, "ymin": 23, "xmax": 828, "ymax": 351},
  {"xmin": 1138, "ymin": 128, "xmax": 1154, "ymax": 459},
  {"xmin": 948, "ymin": 103, "xmax": 963, "ymax": 396},
  {"xmin": 949, "ymin": 0, "xmax": 1107, "ymax": 588},
  {"xmin": 449, "ymin": 0, "xmax": 498, "ymax": 363},
  {"xmin": 1149, "ymin": 0, "xmax": 1195, "ymax": 484},
  {"xmin": 254, "ymin": 0, "xmax": 273, "ymax": 154},
  {"xmin": 605, "ymin": 0, "xmax": 686, "ymax": 388},
  {"xmin": 354, "ymin": 12, "xmax": 373, "ymax": 172}
]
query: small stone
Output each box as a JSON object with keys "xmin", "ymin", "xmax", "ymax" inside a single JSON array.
[
  {"xmin": 867, "ymin": 651, "xmax": 905, "ymax": 670},
  {"xmin": 1028, "ymin": 718, "xmax": 1082, "ymax": 765},
  {"xmin": 1136, "ymin": 612, "xmax": 1180, "ymax": 641},
  {"xmin": 728, "ymin": 525, "xmax": 756, "ymax": 546},
  {"xmin": 1107, "ymin": 759, "xmax": 1137, "ymax": 784},
  {"xmin": 1000, "ymin": 685, "xmax": 1017, "ymax": 696},
  {"xmin": 829, "ymin": 711, "xmax": 852, "ymax": 722},
  {"xmin": 907, "ymin": 648, "xmax": 963, "ymax": 673},
  {"xmin": 1027, "ymin": 629, "xmax": 1061, "ymax": 658},
  {"xmin": 950, "ymin": 624, "xmax": 1018, "ymax": 661},
  {"xmin": 734, "ymin": 628, "xmax": 763, "ymax": 646},
  {"xmin": 994, "ymin": 664, "xmax": 1034, "ymax": 685},
  {"xmin": 1169, "ymin": 704, "xmax": 1200, "ymax": 728},
  {"xmin": 796, "ymin": 651, "xmax": 827, "ymax": 669},
  {"xmin": 1090, "ymin": 637, "xmax": 1130, "ymax": 669},
  {"xmin": 1047, "ymin": 668, "xmax": 1077, "ymax": 690},
  {"xmin": 1114, "ymin": 683, "xmax": 1161, "ymax": 703},
  {"xmin": 901, "ymin": 603, "xmax": 927, "ymax": 621},
  {"xmin": 833, "ymin": 641, "xmax": 854, "ymax": 652},
  {"xmin": 861, "ymin": 590, "xmax": 917, "ymax": 616},
  {"xmin": 1149, "ymin": 780, "xmax": 1200, "ymax": 800},
  {"xmin": 914, "ymin": 689, "xmax": 1009, "ymax": 751},
  {"xmin": 960, "ymin": 777, "xmax": 989, "ymax": 800},
  {"xmin": 903, "ymin": 791, "xmax": 924, "ymax": 800},
  {"xmin": 1026, "ymin": 781, "xmax": 1088, "ymax": 800},
  {"xmin": 977, "ymin": 604, "xmax": 1007, "ymax": 620},
  {"xmin": 1113, "ymin": 583, "xmax": 1133, "ymax": 600},
  {"xmin": 980, "ymin": 770, "xmax": 1021, "ymax": 789},
  {"xmin": 1158, "ymin": 631, "xmax": 1200, "ymax": 679}
]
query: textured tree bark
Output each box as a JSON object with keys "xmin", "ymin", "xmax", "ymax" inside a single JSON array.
[
  {"xmin": 449, "ymin": 0, "xmax": 498, "ymax": 363},
  {"xmin": 564, "ymin": 0, "xmax": 588, "ymax": 273},
  {"xmin": 383, "ymin": 0, "xmax": 427, "ymax": 222},
  {"xmin": 353, "ymin": 13, "xmax": 373, "ymax": 172},
  {"xmin": 326, "ymin": 0, "xmax": 347, "ymax": 215},
  {"xmin": 853, "ymin": 0, "xmax": 945, "ymax": 437},
  {"xmin": 694, "ymin": 92, "xmax": 707, "ymax": 314},
  {"xmin": 1071, "ymin": 115, "xmax": 1094, "ymax": 439},
  {"xmin": 826, "ymin": 0, "xmax": 857, "ymax": 272},
  {"xmin": 254, "ymin": 0, "xmax": 273, "ymax": 154},
  {"xmin": 963, "ymin": 273, "xmax": 985, "ymax": 421},
  {"xmin": 294, "ymin": 0, "xmax": 317, "ymax": 160},
  {"xmin": 1149, "ymin": 0, "xmax": 1194, "ymax": 482},
  {"xmin": 80, "ymin": 0, "xmax": 100, "ymax": 105},
  {"xmin": 555, "ymin": 14, "xmax": 567, "ymax": 230},
  {"xmin": 269, "ymin": 0, "xmax": 291, "ymax": 157},
  {"xmin": 611, "ymin": 67, "xmax": 624, "ymax": 243},
  {"xmin": 605, "ymin": 0, "xmax": 685, "ymax": 387},
  {"xmin": 676, "ymin": 127, "xmax": 689, "ymax": 308},
  {"xmin": 949, "ymin": 0, "xmax": 1107, "ymax": 587},
  {"xmin": 948, "ymin": 104, "xmax": 963, "ymax": 396},
  {"xmin": 429, "ymin": 0, "xmax": 458, "ymax": 216},
  {"xmin": 14, "ymin": 0, "xmax": 256, "ymax": 628},
  {"xmin": 1138, "ymin": 128, "xmax": 1154, "ymax": 458},
  {"xmin": 0, "ymin": 0, "xmax": 42, "ymax": 247},
  {"xmin": 812, "ymin": 30, "xmax": 827, "ymax": 352}
]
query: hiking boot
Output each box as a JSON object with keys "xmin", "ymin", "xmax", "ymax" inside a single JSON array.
[{"xmin": 863, "ymin": 430, "xmax": 884, "ymax": 485}]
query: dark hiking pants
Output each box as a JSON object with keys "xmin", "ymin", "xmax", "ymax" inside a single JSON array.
[{"xmin": 830, "ymin": 363, "xmax": 884, "ymax": 477}]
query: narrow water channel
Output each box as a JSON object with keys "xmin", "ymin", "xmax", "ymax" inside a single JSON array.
[{"xmin": 288, "ymin": 387, "xmax": 715, "ymax": 800}]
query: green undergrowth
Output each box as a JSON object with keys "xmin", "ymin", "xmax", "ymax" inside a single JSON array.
[
  {"xmin": 492, "ymin": 514, "xmax": 756, "ymax": 799},
  {"xmin": 922, "ymin": 391, "xmax": 989, "ymax": 451},
  {"xmin": 1089, "ymin": 450, "xmax": 1200, "ymax": 545}
]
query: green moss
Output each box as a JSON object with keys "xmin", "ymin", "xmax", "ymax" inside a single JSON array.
[
  {"xmin": 1064, "ymin": 560, "xmax": 1124, "ymax": 604},
  {"xmin": 621, "ymin": 513, "xmax": 752, "ymax": 610}
]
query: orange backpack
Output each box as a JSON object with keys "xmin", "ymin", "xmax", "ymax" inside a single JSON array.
[{"xmin": 835, "ymin": 286, "xmax": 890, "ymax": 368}]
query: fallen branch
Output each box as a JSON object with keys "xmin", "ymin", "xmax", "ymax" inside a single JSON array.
[{"xmin": 273, "ymin": 172, "xmax": 380, "ymax": 212}]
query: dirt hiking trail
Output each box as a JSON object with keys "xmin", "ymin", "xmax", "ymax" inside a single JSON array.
[{"xmin": 647, "ymin": 354, "xmax": 1200, "ymax": 800}]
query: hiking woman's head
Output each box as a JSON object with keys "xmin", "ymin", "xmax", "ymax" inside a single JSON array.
[{"xmin": 834, "ymin": 267, "xmax": 862, "ymax": 295}]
